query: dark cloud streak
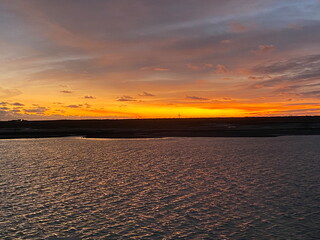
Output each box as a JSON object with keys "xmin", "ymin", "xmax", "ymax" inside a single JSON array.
[
  {"xmin": 186, "ymin": 96, "xmax": 209, "ymax": 101},
  {"xmin": 251, "ymin": 55, "xmax": 320, "ymax": 96},
  {"xmin": 117, "ymin": 96, "xmax": 136, "ymax": 102}
]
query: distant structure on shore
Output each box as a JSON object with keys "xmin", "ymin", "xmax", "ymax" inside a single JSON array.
[{"xmin": 9, "ymin": 119, "xmax": 27, "ymax": 122}]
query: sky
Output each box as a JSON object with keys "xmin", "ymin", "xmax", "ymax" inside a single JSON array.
[{"xmin": 0, "ymin": 0, "xmax": 320, "ymax": 120}]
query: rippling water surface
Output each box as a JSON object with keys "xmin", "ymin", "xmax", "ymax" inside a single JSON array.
[{"xmin": 1, "ymin": 136, "xmax": 320, "ymax": 239}]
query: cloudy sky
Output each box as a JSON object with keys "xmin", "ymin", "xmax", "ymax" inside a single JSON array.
[{"xmin": 0, "ymin": 0, "xmax": 320, "ymax": 119}]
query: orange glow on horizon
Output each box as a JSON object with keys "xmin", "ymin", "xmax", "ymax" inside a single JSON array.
[{"xmin": 3, "ymin": 100, "xmax": 317, "ymax": 120}]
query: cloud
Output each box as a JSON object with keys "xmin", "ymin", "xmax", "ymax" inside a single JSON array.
[
  {"xmin": 139, "ymin": 92, "xmax": 154, "ymax": 97},
  {"xmin": 248, "ymin": 75, "xmax": 265, "ymax": 80},
  {"xmin": 67, "ymin": 104, "xmax": 81, "ymax": 108},
  {"xmin": 0, "ymin": 110, "xmax": 15, "ymax": 120},
  {"xmin": 221, "ymin": 39, "xmax": 232, "ymax": 44},
  {"xmin": 187, "ymin": 63, "xmax": 214, "ymax": 71},
  {"xmin": 24, "ymin": 107, "xmax": 48, "ymax": 114},
  {"xmin": 140, "ymin": 67, "xmax": 169, "ymax": 72},
  {"xmin": 68, "ymin": 103, "xmax": 91, "ymax": 108},
  {"xmin": 11, "ymin": 102, "xmax": 25, "ymax": 106},
  {"xmin": 186, "ymin": 96, "xmax": 209, "ymax": 101},
  {"xmin": 61, "ymin": 90, "xmax": 73, "ymax": 94},
  {"xmin": 83, "ymin": 95, "xmax": 96, "ymax": 99},
  {"xmin": 251, "ymin": 54, "xmax": 320, "ymax": 98},
  {"xmin": 214, "ymin": 64, "xmax": 228, "ymax": 74},
  {"xmin": 274, "ymin": 108, "xmax": 320, "ymax": 115},
  {"xmin": 229, "ymin": 22, "xmax": 248, "ymax": 32},
  {"xmin": 300, "ymin": 90, "xmax": 320, "ymax": 98},
  {"xmin": 117, "ymin": 96, "xmax": 136, "ymax": 102},
  {"xmin": 0, "ymin": 87, "xmax": 22, "ymax": 98},
  {"xmin": 252, "ymin": 44, "xmax": 275, "ymax": 54},
  {"xmin": 286, "ymin": 102, "xmax": 320, "ymax": 106},
  {"xmin": 0, "ymin": 102, "xmax": 26, "ymax": 107},
  {"xmin": 253, "ymin": 55, "xmax": 320, "ymax": 75},
  {"xmin": 65, "ymin": 103, "xmax": 92, "ymax": 109},
  {"xmin": 153, "ymin": 67, "xmax": 169, "ymax": 72}
]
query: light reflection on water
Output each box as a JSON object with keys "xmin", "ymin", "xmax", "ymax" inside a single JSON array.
[{"xmin": 1, "ymin": 136, "xmax": 319, "ymax": 239}]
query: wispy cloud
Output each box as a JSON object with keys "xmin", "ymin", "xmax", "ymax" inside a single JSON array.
[
  {"xmin": 229, "ymin": 22, "xmax": 249, "ymax": 32},
  {"xmin": 117, "ymin": 96, "xmax": 136, "ymax": 102},
  {"xmin": 11, "ymin": 102, "xmax": 25, "ymax": 106},
  {"xmin": 83, "ymin": 95, "xmax": 96, "ymax": 99},
  {"xmin": 67, "ymin": 105, "xmax": 81, "ymax": 108},
  {"xmin": 253, "ymin": 55, "xmax": 320, "ymax": 75},
  {"xmin": 248, "ymin": 76, "xmax": 265, "ymax": 80},
  {"xmin": 61, "ymin": 90, "xmax": 73, "ymax": 94},
  {"xmin": 250, "ymin": 54, "xmax": 320, "ymax": 99},
  {"xmin": 24, "ymin": 107, "xmax": 48, "ymax": 114},
  {"xmin": 66, "ymin": 104, "xmax": 91, "ymax": 108},
  {"xmin": 221, "ymin": 39, "xmax": 232, "ymax": 44},
  {"xmin": 187, "ymin": 63, "xmax": 214, "ymax": 71},
  {"xmin": 186, "ymin": 96, "xmax": 209, "ymax": 101},
  {"xmin": 139, "ymin": 92, "xmax": 155, "ymax": 97},
  {"xmin": 140, "ymin": 67, "xmax": 169, "ymax": 72},
  {"xmin": 252, "ymin": 44, "xmax": 275, "ymax": 54},
  {"xmin": 0, "ymin": 87, "xmax": 22, "ymax": 98},
  {"xmin": 214, "ymin": 64, "xmax": 228, "ymax": 74}
]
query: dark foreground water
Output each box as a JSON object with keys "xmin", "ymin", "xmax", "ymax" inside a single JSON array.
[{"xmin": 0, "ymin": 136, "xmax": 319, "ymax": 239}]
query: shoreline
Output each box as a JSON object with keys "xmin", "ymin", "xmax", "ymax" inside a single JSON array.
[{"xmin": 1, "ymin": 116, "xmax": 320, "ymax": 139}]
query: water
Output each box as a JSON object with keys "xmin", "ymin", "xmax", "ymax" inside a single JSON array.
[{"xmin": 0, "ymin": 136, "xmax": 319, "ymax": 239}]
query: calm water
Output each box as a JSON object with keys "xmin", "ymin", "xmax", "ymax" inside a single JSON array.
[{"xmin": 0, "ymin": 136, "xmax": 319, "ymax": 239}]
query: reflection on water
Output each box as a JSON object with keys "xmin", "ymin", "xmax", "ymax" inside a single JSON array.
[{"xmin": 1, "ymin": 136, "xmax": 319, "ymax": 239}]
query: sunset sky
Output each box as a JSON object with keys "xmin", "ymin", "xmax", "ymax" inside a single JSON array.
[{"xmin": 0, "ymin": 0, "xmax": 320, "ymax": 120}]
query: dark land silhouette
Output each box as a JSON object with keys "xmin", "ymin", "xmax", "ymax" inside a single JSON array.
[{"xmin": 1, "ymin": 116, "xmax": 320, "ymax": 139}]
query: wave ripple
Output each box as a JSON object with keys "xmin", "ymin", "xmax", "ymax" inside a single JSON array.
[{"xmin": 1, "ymin": 136, "xmax": 320, "ymax": 239}]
